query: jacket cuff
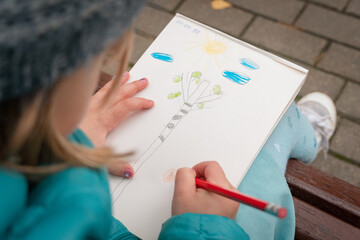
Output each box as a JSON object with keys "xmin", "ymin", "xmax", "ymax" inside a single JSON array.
[
  {"xmin": 67, "ymin": 128, "xmax": 94, "ymax": 148},
  {"xmin": 159, "ymin": 213, "xmax": 249, "ymax": 240},
  {"xmin": 108, "ymin": 217, "xmax": 140, "ymax": 240}
]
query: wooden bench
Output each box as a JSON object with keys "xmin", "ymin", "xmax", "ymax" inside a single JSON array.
[
  {"xmin": 286, "ymin": 159, "xmax": 360, "ymax": 240},
  {"xmin": 99, "ymin": 71, "xmax": 360, "ymax": 239}
]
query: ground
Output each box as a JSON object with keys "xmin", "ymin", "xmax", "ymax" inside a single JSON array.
[{"xmin": 102, "ymin": 0, "xmax": 360, "ymax": 187}]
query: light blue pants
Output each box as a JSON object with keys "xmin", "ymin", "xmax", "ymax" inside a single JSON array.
[{"xmin": 235, "ymin": 102, "xmax": 318, "ymax": 239}]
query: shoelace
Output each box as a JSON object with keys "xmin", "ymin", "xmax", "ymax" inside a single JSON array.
[{"xmin": 299, "ymin": 107, "xmax": 334, "ymax": 159}]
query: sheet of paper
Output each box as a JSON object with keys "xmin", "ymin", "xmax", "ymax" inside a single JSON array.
[{"xmin": 107, "ymin": 14, "xmax": 307, "ymax": 239}]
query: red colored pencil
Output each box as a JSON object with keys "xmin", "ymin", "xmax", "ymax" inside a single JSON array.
[{"xmin": 195, "ymin": 178, "xmax": 287, "ymax": 219}]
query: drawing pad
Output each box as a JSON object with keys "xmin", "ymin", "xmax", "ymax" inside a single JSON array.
[{"xmin": 107, "ymin": 14, "xmax": 307, "ymax": 239}]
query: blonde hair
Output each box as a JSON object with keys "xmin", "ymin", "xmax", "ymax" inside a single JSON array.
[{"xmin": 0, "ymin": 30, "xmax": 134, "ymax": 180}]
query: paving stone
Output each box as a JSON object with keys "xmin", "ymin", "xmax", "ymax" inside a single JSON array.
[
  {"xmin": 296, "ymin": 4, "xmax": 360, "ymax": 48},
  {"xmin": 228, "ymin": 0, "xmax": 304, "ymax": 23},
  {"xmin": 135, "ymin": 6, "xmax": 174, "ymax": 37},
  {"xmin": 129, "ymin": 34, "xmax": 153, "ymax": 65},
  {"xmin": 298, "ymin": 66, "xmax": 345, "ymax": 100},
  {"xmin": 347, "ymin": 0, "xmax": 360, "ymax": 16},
  {"xmin": 336, "ymin": 82, "xmax": 360, "ymax": 119},
  {"xmin": 311, "ymin": 154, "xmax": 360, "ymax": 187},
  {"xmin": 308, "ymin": 0, "xmax": 347, "ymax": 10},
  {"xmin": 331, "ymin": 119, "xmax": 360, "ymax": 163},
  {"xmin": 318, "ymin": 43, "xmax": 360, "ymax": 83},
  {"xmin": 243, "ymin": 17, "xmax": 327, "ymax": 64},
  {"xmin": 178, "ymin": 0, "xmax": 253, "ymax": 36},
  {"xmin": 149, "ymin": 0, "xmax": 182, "ymax": 11}
]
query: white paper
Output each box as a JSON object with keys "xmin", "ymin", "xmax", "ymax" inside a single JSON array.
[{"xmin": 107, "ymin": 14, "xmax": 307, "ymax": 239}]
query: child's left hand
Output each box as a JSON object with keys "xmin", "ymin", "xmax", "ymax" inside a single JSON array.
[
  {"xmin": 79, "ymin": 72, "xmax": 154, "ymax": 177},
  {"xmin": 80, "ymin": 71, "xmax": 154, "ymax": 147}
]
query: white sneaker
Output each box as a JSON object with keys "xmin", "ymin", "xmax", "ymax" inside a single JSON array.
[{"xmin": 297, "ymin": 92, "xmax": 337, "ymax": 157}]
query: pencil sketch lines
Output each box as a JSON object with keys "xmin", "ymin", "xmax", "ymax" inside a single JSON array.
[{"xmin": 111, "ymin": 71, "xmax": 223, "ymax": 204}]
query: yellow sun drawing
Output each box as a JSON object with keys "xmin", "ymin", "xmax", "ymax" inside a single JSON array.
[
  {"xmin": 202, "ymin": 38, "xmax": 227, "ymax": 55},
  {"xmin": 185, "ymin": 31, "xmax": 234, "ymax": 72}
]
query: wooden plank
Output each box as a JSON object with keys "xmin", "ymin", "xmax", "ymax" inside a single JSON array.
[
  {"xmin": 294, "ymin": 197, "xmax": 360, "ymax": 240},
  {"xmin": 286, "ymin": 159, "xmax": 360, "ymax": 228}
]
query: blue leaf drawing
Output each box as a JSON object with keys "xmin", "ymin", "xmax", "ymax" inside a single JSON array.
[
  {"xmin": 151, "ymin": 52, "xmax": 174, "ymax": 62},
  {"xmin": 240, "ymin": 58, "xmax": 259, "ymax": 70},
  {"xmin": 222, "ymin": 70, "xmax": 251, "ymax": 85}
]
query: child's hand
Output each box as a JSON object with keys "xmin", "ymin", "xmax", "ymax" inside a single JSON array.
[
  {"xmin": 79, "ymin": 72, "xmax": 154, "ymax": 147},
  {"xmin": 79, "ymin": 72, "xmax": 154, "ymax": 178},
  {"xmin": 172, "ymin": 161, "xmax": 240, "ymax": 219}
]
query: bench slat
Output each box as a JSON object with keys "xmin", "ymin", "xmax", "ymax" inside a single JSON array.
[
  {"xmin": 294, "ymin": 197, "xmax": 360, "ymax": 240},
  {"xmin": 286, "ymin": 159, "xmax": 360, "ymax": 228}
]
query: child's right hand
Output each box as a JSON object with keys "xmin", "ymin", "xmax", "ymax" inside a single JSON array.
[{"xmin": 172, "ymin": 161, "xmax": 240, "ymax": 219}]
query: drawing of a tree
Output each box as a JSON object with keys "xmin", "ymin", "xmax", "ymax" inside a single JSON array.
[{"xmin": 111, "ymin": 71, "xmax": 223, "ymax": 203}]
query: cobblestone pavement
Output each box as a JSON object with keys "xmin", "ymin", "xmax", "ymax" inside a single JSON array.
[{"xmin": 103, "ymin": 0, "xmax": 360, "ymax": 186}]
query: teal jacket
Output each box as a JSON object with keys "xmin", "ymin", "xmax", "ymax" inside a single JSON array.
[{"xmin": 0, "ymin": 129, "xmax": 249, "ymax": 239}]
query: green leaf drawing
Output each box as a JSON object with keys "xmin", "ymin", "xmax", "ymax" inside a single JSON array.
[
  {"xmin": 168, "ymin": 91, "xmax": 182, "ymax": 99},
  {"xmin": 213, "ymin": 85, "xmax": 221, "ymax": 95},
  {"xmin": 192, "ymin": 71, "xmax": 201, "ymax": 78},
  {"xmin": 173, "ymin": 75, "xmax": 182, "ymax": 83},
  {"xmin": 197, "ymin": 102, "xmax": 205, "ymax": 109},
  {"xmin": 194, "ymin": 77, "xmax": 200, "ymax": 84}
]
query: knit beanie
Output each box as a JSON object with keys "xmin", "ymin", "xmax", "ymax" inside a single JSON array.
[{"xmin": 0, "ymin": 0, "xmax": 146, "ymax": 101}]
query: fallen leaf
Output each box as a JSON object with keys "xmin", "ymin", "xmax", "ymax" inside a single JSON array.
[{"xmin": 211, "ymin": 0, "xmax": 232, "ymax": 10}]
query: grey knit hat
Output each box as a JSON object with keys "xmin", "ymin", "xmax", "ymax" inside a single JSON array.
[{"xmin": 0, "ymin": 0, "xmax": 146, "ymax": 101}]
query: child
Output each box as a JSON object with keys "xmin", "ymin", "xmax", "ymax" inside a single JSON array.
[{"xmin": 0, "ymin": 1, "xmax": 336, "ymax": 239}]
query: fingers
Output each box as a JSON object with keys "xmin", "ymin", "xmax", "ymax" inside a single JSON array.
[
  {"xmin": 112, "ymin": 97, "xmax": 154, "ymax": 119},
  {"xmin": 174, "ymin": 167, "xmax": 196, "ymax": 197},
  {"xmin": 116, "ymin": 78, "xmax": 148, "ymax": 101},
  {"xmin": 193, "ymin": 161, "xmax": 229, "ymax": 187},
  {"xmin": 97, "ymin": 74, "xmax": 150, "ymax": 108},
  {"xmin": 111, "ymin": 71, "xmax": 131, "ymax": 88},
  {"xmin": 96, "ymin": 71, "xmax": 131, "ymax": 98},
  {"xmin": 118, "ymin": 71, "xmax": 131, "ymax": 88},
  {"xmin": 107, "ymin": 161, "xmax": 134, "ymax": 179},
  {"xmin": 172, "ymin": 164, "xmax": 239, "ymax": 219}
]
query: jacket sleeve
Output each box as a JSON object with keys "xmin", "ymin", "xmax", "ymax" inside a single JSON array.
[
  {"xmin": 4, "ymin": 168, "xmax": 113, "ymax": 240},
  {"xmin": 108, "ymin": 217, "xmax": 140, "ymax": 240},
  {"xmin": 158, "ymin": 213, "xmax": 249, "ymax": 240}
]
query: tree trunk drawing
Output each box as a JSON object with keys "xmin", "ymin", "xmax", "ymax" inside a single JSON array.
[{"xmin": 111, "ymin": 72, "xmax": 222, "ymax": 204}]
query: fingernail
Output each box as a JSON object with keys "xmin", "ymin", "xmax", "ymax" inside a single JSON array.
[
  {"xmin": 148, "ymin": 100, "xmax": 154, "ymax": 106},
  {"xmin": 122, "ymin": 72, "xmax": 129, "ymax": 78},
  {"xmin": 124, "ymin": 169, "xmax": 133, "ymax": 179},
  {"xmin": 140, "ymin": 78, "xmax": 147, "ymax": 83}
]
